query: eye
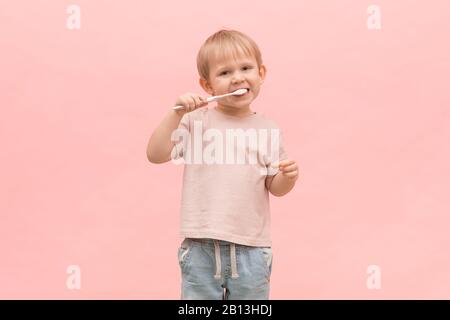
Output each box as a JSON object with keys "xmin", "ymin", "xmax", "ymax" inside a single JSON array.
[
  {"xmin": 242, "ymin": 66, "xmax": 252, "ymax": 71},
  {"xmin": 220, "ymin": 71, "xmax": 229, "ymax": 76}
]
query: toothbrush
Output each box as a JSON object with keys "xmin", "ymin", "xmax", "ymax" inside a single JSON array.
[{"xmin": 172, "ymin": 88, "xmax": 248, "ymax": 111}]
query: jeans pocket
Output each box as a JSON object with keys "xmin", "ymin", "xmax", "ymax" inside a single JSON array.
[
  {"xmin": 178, "ymin": 239, "xmax": 192, "ymax": 269},
  {"xmin": 258, "ymin": 247, "xmax": 273, "ymax": 277}
]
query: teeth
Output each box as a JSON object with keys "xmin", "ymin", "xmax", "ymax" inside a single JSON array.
[
  {"xmin": 233, "ymin": 88, "xmax": 248, "ymax": 95},
  {"xmin": 230, "ymin": 88, "xmax": 249, "ymax": 97}
]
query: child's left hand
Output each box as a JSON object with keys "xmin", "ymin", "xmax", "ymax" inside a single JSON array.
[{"xmin": 275, "ymin": 159, "xmax": 299, "ymax": 181}]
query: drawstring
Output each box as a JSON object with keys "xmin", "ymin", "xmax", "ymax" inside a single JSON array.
[
  {"xmin": 213, "ymin": 240, "xmax": 239, "ymax": 280},
  {"xmin": 213, "ymin": 240, "xmax": 222, "ymax": 279},
  {"xmin": 230, "ymin": 243, "xmax": 239, "ymax": 279}
]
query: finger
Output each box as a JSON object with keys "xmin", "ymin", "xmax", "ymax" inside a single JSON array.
[
  {"xmin": 272, "ymin": 161, "xmax": 286, "ymax": 169},
  {"xmin": 194, "ymin": 96, "xmax": 206, "ymax": 108},
  {"xmin": 279, "ymin": 159, "xmax": 295, "ymax": 168},
  {"xmin": 188, "ymin": 96, "xmax": 196, "ymax": 111},
  {"xmin": 192, "ymin": 96, "xmax": 200, "ymax": 107},
  {"xmin": 198, "ymin": 96, "xmax": 208, "ymax": 105},
  {"xmin": 280, "ymin": 163, "xmax": 297, "ymax": 172},
  {"xmin": 270, "ymin": 162, "xmax": 280, "ymax": 168},
  {"xmin": 282, "ymin": 170, "xmax": 298, "ymax": 178}
]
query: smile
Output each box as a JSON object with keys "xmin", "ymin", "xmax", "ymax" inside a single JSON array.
[{"xmin": 232, "ymin": 89, "xmax": 250, "ymax": 98}]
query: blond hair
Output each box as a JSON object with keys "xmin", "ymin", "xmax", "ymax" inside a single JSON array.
[{"xmin": 197, "ymin": 29, "xmax": 263, "ymax": 82}]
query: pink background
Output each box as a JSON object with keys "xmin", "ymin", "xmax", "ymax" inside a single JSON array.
[{"xmin": 1, "ymin": 0, "xmax": 449, "ymax": 299}]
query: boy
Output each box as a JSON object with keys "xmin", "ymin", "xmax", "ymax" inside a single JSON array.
[{"xmin": 147, "ymin": 30, "xmax": 299, "ymax": 300}]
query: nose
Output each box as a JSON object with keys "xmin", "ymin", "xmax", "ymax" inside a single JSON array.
[{"xmin": 231, "ymin": 70, "xmax": 245, "ymax": 84}]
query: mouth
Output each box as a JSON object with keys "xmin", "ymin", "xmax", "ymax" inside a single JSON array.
[{"xmin": 231, "ymin": 88, "xmax": 250, "ymax": 98}]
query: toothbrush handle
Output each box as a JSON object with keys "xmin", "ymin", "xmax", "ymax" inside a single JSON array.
[{"xmin": 172, "ymin": 96, "xmax": 216, "ymax": 110}]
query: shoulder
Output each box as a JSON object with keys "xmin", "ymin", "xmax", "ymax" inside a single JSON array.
[
  {"xmin": 253, "ymin": 112, "xmax": 283, "ymax": 130},
  {"xmin": 181, "ymin": 107, "xmax": 212, "ymax": 121},
  {"xmin": 178, "ymin": 108, "xmax": 210, "ymax": 129}
]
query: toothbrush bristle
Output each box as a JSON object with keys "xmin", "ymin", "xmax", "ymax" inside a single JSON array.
[{"xmin": 234, "ymin": 88, "xmax": 248, "ymax": 95}]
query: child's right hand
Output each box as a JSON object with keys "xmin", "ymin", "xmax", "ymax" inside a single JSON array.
[{"xmin": 174, "ymin": 93, "xmax": 208, "ymax": 114}]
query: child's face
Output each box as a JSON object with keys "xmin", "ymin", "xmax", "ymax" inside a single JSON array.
[{"xmin": 200, "ymin": 53, "xmax": 266, "ymax": 110}]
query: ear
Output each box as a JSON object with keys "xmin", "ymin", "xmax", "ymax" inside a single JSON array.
[
  {"xmin": 259, "ymin": 64, "xmax": 267, "ymax": 85},
  {"xmin": 199, "ymin": 78, "xmax": 214, "ymax": 95}
]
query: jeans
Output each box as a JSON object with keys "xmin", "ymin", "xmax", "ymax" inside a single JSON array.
[{"xmin": 178, "ymin": 238, "xmax": 273, "ymax": 300}]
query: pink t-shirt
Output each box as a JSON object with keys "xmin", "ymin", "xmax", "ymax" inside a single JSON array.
[{"xmin": 171, "ymin": 106, "xmax": 288, "ymax": 247}]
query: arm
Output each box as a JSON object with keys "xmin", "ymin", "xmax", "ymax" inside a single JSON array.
[
  {"xmin": 268, "ymin": 172, "xmax": 297, "ymax": 197},
  {"xmin": 146, "ymin": 93, "xmax": 208, "ymax": 164},
  {"xmin": 267, "ymin": 158, "xmax": 299, "ymax": 197},
  {"xmin": 146, "ymin": 109, "xmax": 185, "ymax": 164}
]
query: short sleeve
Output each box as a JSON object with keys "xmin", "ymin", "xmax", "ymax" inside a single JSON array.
[
  {"xmin": 170, "ymin": 113, "xmax": 190, "ymax": 161},
  {"xmin": 265, "ymin": 127, "xmax": 289, "ymax": 190}
]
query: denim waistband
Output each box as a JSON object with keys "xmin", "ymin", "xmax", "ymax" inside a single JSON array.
[
  {"xmin": 188, "ymin": 238, "xmax": 242, "ymax": 248},
  {"xmin": 183, "ymin": 238, "xmax": 240, "ymax": 280}
]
